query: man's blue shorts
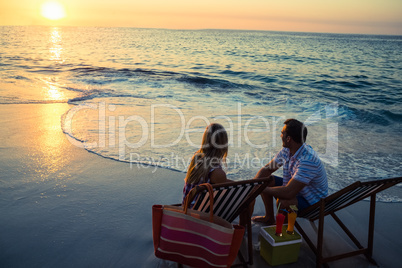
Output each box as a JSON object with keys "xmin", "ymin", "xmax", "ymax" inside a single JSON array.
[{"xmin": 273, "ymin": 176, "xmax": 310, "ymax": 211}]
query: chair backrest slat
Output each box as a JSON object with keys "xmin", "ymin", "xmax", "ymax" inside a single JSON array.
[
  {"xmin": 325, "ymin": 184, "xmax": 374, "ymax": 212},
  {"xmin": 299, "ymin": 177, "xmax": 402, "ymax": 220},
  {"xmin": 222, "ymin": 184, "xmax": 254, "ymax": 221},
  {"xmin": 192, "ymin": 178, "xmax": 269, "ymax": 222},
  {"xmin": 302, "ymin": 184, "xmax": 385, "ymax": 219},
  {"xmin": 213, "ymin": 188, "xmax": 230, "ymax": 216},
  {"xmin": 305, "ymin": 184, "xmax": 380, "ymax": 219}
]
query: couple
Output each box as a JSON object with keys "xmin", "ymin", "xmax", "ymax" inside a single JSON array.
[{"xmin": 182, "ymin": 119, "xmax": 328, "ymax": 224}]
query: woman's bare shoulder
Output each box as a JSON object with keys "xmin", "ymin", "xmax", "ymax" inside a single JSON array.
[{"xmin": 210, "ymin": 168, "xmax": 229, "ymax": 184}]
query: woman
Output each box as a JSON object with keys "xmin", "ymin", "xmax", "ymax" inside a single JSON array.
[{"xmin": 182, "ymin": 123, "xmax": 230, "ymax": 206}]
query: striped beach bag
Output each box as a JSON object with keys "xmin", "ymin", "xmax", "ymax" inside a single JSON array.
[{"xmin": 152, "ymin": 183, "xmax": 245, "ymax": 267}]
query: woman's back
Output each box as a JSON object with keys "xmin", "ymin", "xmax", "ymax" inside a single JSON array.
[{"xmin": 181, "ymin": 123, "xmax": 230, "ymax": 206}]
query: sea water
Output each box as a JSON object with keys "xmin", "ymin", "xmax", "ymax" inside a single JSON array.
[{"xmin": 1, "ymin": 26, "xmax": 401, "ymax": 201}]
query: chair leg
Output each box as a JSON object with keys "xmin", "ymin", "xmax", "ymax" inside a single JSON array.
[
  {"xmin": 234, "ymin": 252, "xmax": 248, "ymax": 268},
  {"xmin": 298, "ymin": 193, "xmax": 384, "ymax": 267},
  {"xmin": 316, "ymin": 200, "xmax": 325, "ymax": 268},
  {"xmin": 367, "ymin": 194, "xmax": 378, "ymax": 265},
  {"xmin": 330, "ymin": 196, "xmax": 378, "ymax": 266},
  {"xmin": 233, "ymin": 208, "xmax": 253, "ymax": 267},
  {"xmin": 295, "ymin": 220, "xmax": 317, "ymax": 255},
  {"xmin": 246, "ymin": 210, "xmax": 253, "ymax": 265},
  {"xmin": 295, "ymin": 219, "xmax": 329, "ymax": 268}
]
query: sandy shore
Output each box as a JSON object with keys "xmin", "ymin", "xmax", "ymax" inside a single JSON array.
[{"xmin": 1, "ymin": 103, "xmax": 401, "ymax": 267}]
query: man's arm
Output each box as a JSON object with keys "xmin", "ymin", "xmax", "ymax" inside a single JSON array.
[
  {"xmin": 254, "ymin": 159, "xmax": 280, "ymax": 179},
  {"xmin": 265, "ymin": 178, "xmax": 306, "ymax": 200}
]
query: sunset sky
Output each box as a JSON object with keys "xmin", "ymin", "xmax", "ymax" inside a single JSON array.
[{"xmin": 1, "ymin": 0, "xmax": 401, "ymax": 35}]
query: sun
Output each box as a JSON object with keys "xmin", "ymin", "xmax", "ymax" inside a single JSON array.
[{"xmin": 41, "ymin": 1, "xmax": 66, "ymax": 20}]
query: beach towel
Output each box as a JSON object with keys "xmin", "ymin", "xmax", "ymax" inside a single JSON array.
[{"xmin": 152, "ymin": 183, "xmax": 245, "ymax": 268}]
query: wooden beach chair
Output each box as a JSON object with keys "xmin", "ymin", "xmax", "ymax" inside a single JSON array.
[
  {"xmin": 191, "ymin": 177, "xmax": 271, "ymax": 267},
  {"xmin": 295, "ymin": 176, "xmax": 402, "ymax": 268}
]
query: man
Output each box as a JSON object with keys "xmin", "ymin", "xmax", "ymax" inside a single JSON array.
[{"xmin": 252, "ymin": 119, "xmax": 328, "ymax": 224}]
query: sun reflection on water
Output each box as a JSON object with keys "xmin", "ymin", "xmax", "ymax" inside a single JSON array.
[
  {"xmin": 41, "ymin": 27, "xmax": 66, "ymax": 102},
  {"xmin": 49, "ymin": 27, "xmax": 63, "ymax": 62},
  {"xmin": 42, "ymin": 77, "xmax": 66, "ymax": 101}
]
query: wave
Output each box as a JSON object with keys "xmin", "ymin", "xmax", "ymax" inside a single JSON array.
[
  {"xmin": 382, "ymin": 110, "xmax": 402, "ymax": 122},
  {"xmin": 60, "ymin": 107, "xmax": 186, "ymax": 173},
  {"xmin": 312, "ymin": 79, "xmax": 375, "ymax": 90},
  {"xmin": 337, "ymin": 105, "xmax": 402, "ymax": 127},
  {"xmin": 67, "ymin": 65, "xmax": 257, "ymax": 93},
  {"xmin": 220, "ymin": 70, "xmax": 278, "ymax": 84},
  {"xmin": 0, "ymin": 99, "xmax": 67, "ymax": 105},
  {"xmin": 67, "ymin": 91, "xmax": 106, "ymax": 103},
  {"xmin": 70, "ymin": 66, "xmax": 179, "ymax": 79},
  {"xmin": 4, "ymin": 61, "xmax": 401, "ymax": 128},
  {"xmin": 9, "ymin": 75, "xmax": 31, "ymax": 81},
  {"xmin": 176, "ymin": 75, "xmax": 244, "ymax": 91}
]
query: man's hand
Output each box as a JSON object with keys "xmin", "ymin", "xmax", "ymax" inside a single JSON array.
[
  {"xmin": 277, "ymin": 197, "xmax": 298, "ymax": 211},
  {"xmin": 254, "ymin": 160, "xmax": 280, "ymax": 179},
  {"xmin": 265, "ymin": 178, "xmax": 306, "ymax": 200}
]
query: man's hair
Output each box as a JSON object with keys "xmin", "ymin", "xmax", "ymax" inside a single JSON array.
[{"xmin": 284, "ymin": 119, "xmax": 307, "ymax": 144}]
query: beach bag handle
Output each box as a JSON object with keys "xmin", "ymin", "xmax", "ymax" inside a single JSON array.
[{"xmin": 183, "ymin": 183, "xmax": 214, "ymax": 222}]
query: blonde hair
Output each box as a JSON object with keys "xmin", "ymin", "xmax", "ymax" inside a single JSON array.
[{"xmin": 185, "ymin": 123, "xmax": 228, "ymax": 185}]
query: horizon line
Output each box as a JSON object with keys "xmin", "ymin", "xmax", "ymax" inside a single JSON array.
[{"xmin": 1, "ymin": 24, "xmax": 401, "ymax": 37}]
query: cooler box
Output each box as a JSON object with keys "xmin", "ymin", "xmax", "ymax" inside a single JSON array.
[{"xmin": 259, "ymin": 225, "xmax": 302, "ymax": 266}]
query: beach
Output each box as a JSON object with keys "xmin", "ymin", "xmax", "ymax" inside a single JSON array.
[{"xmin": 1, "ymin": 103, "xmax": 401, "ymax": 267}]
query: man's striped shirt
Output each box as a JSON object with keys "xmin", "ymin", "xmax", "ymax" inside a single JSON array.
[{"xmin": 273, "ymin": 143, "xmax": 328, "ymax": 205}]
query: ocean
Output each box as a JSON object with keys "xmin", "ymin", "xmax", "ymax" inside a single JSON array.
[{"xmin": 1, "ymin": 26, "xmax": 401, "ymax": 201}]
